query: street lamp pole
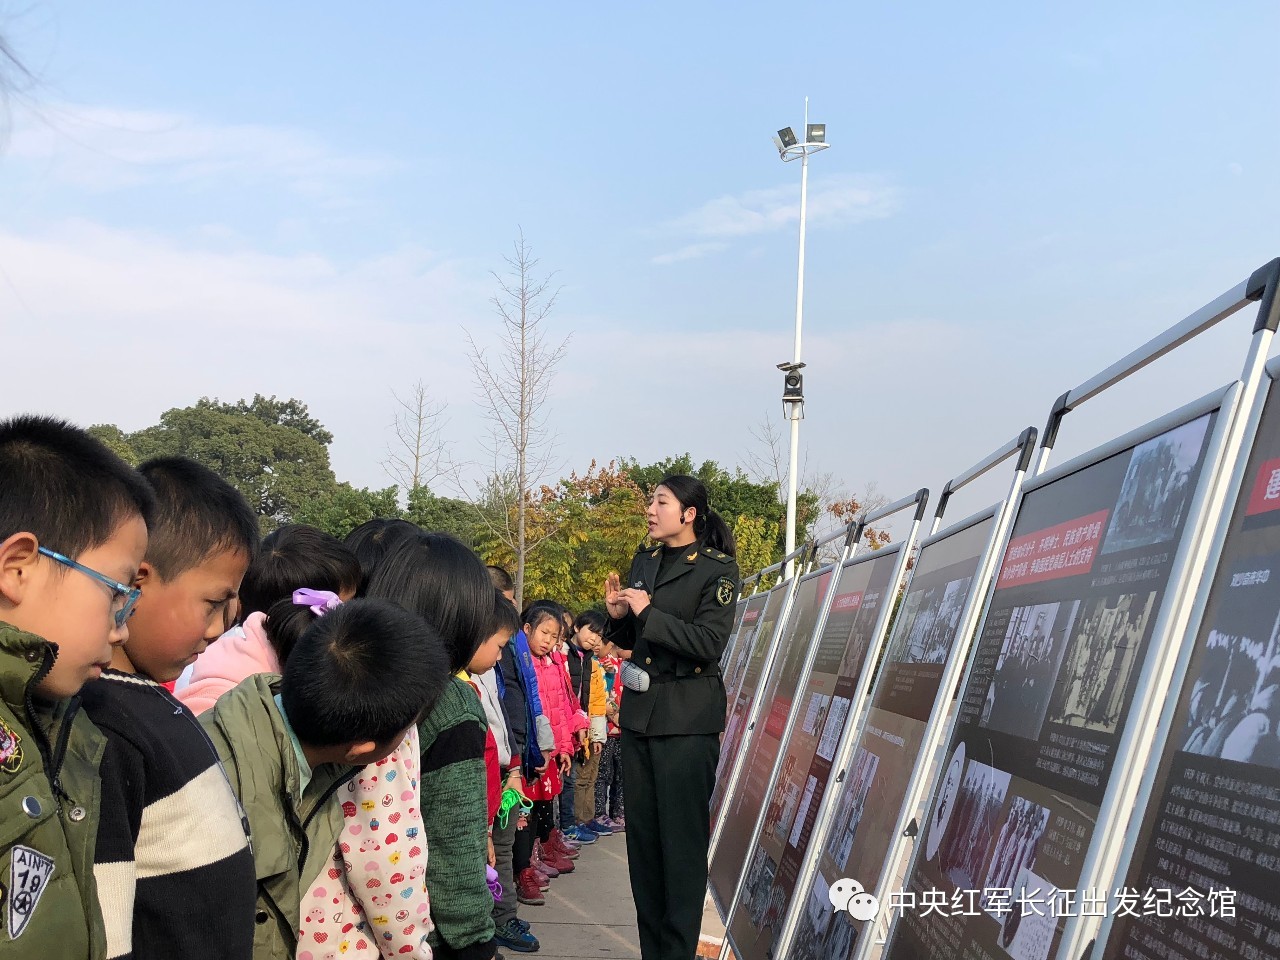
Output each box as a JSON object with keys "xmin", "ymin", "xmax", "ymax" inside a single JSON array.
[{"xmin": 773, "ymin": 99, "xmax": 828, "ymax": 579}]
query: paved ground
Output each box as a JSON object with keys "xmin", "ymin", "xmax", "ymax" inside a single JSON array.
[{"xmin": 511, "ymin": 831, "xmax": 641, "ymax": 960}]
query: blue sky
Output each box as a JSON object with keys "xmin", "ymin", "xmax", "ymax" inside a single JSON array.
[{"xmin": 4, "ymin": 2, "xmax": 1279, "ymax": 533}]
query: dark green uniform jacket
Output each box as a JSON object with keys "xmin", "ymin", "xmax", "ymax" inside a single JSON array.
[
  {"xmin": 605, "ymin": 543, "xmax": 740, "ymax": 737},
  {"xmin": 200, "ymin": 674, "xmax": 356, "ymax": 960},
  {"xmin": 0, "ymin": 622, "xmax": 107, "ymax": 959}
]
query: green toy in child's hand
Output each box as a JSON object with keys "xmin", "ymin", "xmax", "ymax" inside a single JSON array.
[{"xmin": 496, "ymin": 785, "xmax": 532, "ymax": 829}]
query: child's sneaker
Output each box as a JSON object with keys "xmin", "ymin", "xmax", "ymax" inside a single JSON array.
[
  {"xmin": 585, "ymin": 818, "xmax": 614, "ymax": 836},
  {"xmin": 495, "ymin": 918, "xmax": 541, "ymax": 953},
  {"xmin": 607, "ymin": 815, "xmax": 626, "ymax": 832},
  {"xmin": 549, "ymin": 829, "xmax": 581, "ymax": 859},
  {"xmin": 531, "ymin": 843, "xmax": 559, "ymax": 879},
  {"xmin": 565, "ymin": 824, "xmax": 597, "ymax": 844},
  {"xmin": 516, "ymin": 868, "xmax": 546, "ymax": 906}
]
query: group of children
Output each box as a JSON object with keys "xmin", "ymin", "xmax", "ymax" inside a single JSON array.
[
  {"xmin": 0, "ymin": 413, "xmax": 623, "ymax": 960},
  {"xmin": 475, "ymin": 573, "xmax": 629, "ymax": 952}
]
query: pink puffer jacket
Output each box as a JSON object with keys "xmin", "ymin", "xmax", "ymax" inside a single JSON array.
[{"xmin": 532, "ymin": 650, "xmax": 588, "ymax": 756}]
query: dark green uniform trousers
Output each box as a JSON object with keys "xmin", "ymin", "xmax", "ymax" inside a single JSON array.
[{"xmin": 622, "ymin": 729, "xmax": 721, "ymax": 960}]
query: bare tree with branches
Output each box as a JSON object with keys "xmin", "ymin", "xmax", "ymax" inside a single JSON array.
[
  {"xmin": 466, "ymin": 230, "xmax": 569, "ymax": 607},
  {"xmin": 383, "ymin": 380, "xmax": 449, "ymax": 499}
]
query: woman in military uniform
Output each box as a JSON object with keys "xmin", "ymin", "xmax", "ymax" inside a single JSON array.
[{"xmin": 604, "ymin": 474, "xmax": 739, "ymax": 960}]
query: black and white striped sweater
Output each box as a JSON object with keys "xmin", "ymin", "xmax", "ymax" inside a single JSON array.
[{"xmin": 80, "ymin": 669, "xmax": 256, "ymax": 960}]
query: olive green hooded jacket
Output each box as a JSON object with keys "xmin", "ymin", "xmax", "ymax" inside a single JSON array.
[
  {"xmin": 199, "ymin": 674, "xmax": 356, "ymax": 960},
  {"xmin": 0, "ymin": 622, "xmax": 107, "ymax": 958}
]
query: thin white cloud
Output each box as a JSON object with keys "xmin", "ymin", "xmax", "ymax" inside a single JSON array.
[
  {"xmin": 651, "ymin": 241, "xmax": 729, "ymax": 265},
  {"xmin": 7, "ymin": 102, "xmax": 396, "ymax": 199},
  {"xmin": 653, "ymin": 173, "xmax": 897, "ymax": 264},
  {"xmin": 0, "ymin": 218, "xmax": 491, "ymax": 490}
]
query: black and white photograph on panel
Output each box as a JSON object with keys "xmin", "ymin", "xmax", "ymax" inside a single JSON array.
[
  {"xmin": 822, "ymin": 910, "xmax": 857, "ymax": 960},
  {"xmin": 979, "ymin": 601, "xmax": 1079, "ymax": 739},
  {"xmin": 888, "ymin": 575, "xmax": 975, "ymax": 666},
  {"xmin": 937, "ymin": 759, "xmax": 1011, "ymax": 892},
  {"xmin": 980, "ymin": 796, "xmax": 1052, "ymax": 912},
  {"xmin": 825, "ymin": 746, "xmax": 880, "ymax": 872},
  {"xmin": 1048, "ymin": 591, "xmax": 1155, "ymax": 733},
  {"xmin": 926, "ymin": 741, "xmax": 966, "ymax": 863},
  {"xmin": 789, "ymin": 875, "xmax": 834, "ymax": 960},
  {"xmin": 1181, "ymin": 551, "xmax": 1280, "ymax": 769},
  {"xmin": 786, "ymin": 775, "xmax": 819, "ymax": 850},
  {"xmin": 1100, "ymin": 416, "xmax": 1209, "ymax": 555},
  {"xmin": 743, "ymin": 848, "xmax": 778, "ymax": 929},
  {"xmin": 997, "ymin": 866, "xmax": 1059, "ymax": 960},
  {"xmin": 762, "ymin": 753, "xmax": 801, "ymax": 842}
]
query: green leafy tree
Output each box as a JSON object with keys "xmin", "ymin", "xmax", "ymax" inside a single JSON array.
[
  {"xmin": 89, "ymin": 424, "xmax": 138, "ymax": 464},
  {"xmin": 294, "ymin": 483, "xmax": 401, "ymax": 540},
  {"xmin": 126, "ymin": 399, "xmax": 339, "ymax": 532},
  {"xmin": 504, "ymin": 461, "xmax": 648, "ymax": 612},
  {"xmin": 621, "ymin": 455, "xmax": 819, "ymax": 566},
  {"xmin": 732, "ymin": 514, "xmax": 778, "ymax": 581},
  {"xmin": 208, "ymin": 395, "xmax": 334, "ymax": 445},
  {"xmin": 405, "ymin": 485, "xmax": 481, "ymax": 547}
]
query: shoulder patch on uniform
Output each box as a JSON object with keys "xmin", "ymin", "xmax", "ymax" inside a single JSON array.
[
  {"xmin": 716, "ymin": 578, "xmax": 736, "ymax": 607},
  {"xmin": 702, "ymin": 547, "xmax": 734, "ymax": 564},
  {"xmin": 0, "ymin": 718, "xmax": 21, "ymax": 774},
  {"xmin": 9, "ymin": 845, "xmax": 54, "ymax": 939}
]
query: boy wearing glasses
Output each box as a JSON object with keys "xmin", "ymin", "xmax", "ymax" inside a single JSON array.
[
  {"xmin": 80, "ymin": 457, "xmax": 259, "ymax": 960},
  {"xmin": 0, "ymin": 415, "xmax": 154, "ymax": 958}
]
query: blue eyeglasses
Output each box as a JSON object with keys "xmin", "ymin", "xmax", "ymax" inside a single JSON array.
[{"xmin": 38, "ymin": 547, "xmax": 141, "ymax": 629}]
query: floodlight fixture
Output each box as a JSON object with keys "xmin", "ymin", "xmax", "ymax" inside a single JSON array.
[
  {"xmin": 806, "ymin": 123, "xmax": 826, "ymax": 144},
  {"xmin": 777, "ymin": 126, "xmax": 798, "ymax": 149}
]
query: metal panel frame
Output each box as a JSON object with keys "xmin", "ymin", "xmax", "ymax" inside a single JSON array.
[
  {"xmin": 872, "ymin": 261, "xmax": 1280, "ymax": 960},
  {"xmin": 711, "ymin": 549, "xmax": 851, "ymax": 928},
  {"xmin": 1059, "ymin": 336, "xmax": 1279, "ymax": 959},
  {"xmin": 708, "ymin": 542, "xmax": 810, "ymax": 886},
  {"xmin": 722, "ymin": 489, "xmax": 930, "ymax": 958}
]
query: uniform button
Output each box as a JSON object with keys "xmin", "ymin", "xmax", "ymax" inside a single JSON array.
[
  {"xmin": 695, "ymin": 667, "xmax": 702, "ymax": 674},
  {"xmin": 69, "ymin": 805, "xmax": 87, "ymax": 822},
  {"xmin": 645, "ymin": 657, "xmax": 652, "ymax": 665},
  {"xmin": 255, "ymin": 910, "xmax": 270, "ymax": 925},
  {"xmin": 24, "ymin": 650, "xmax": 39, "ymax": 663},
  {"xmin": 21, "ymin": 796, "xmax": 43, "ymax": 818}
]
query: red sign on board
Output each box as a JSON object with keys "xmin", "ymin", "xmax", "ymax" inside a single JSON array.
[{"xmin": 996, "ymin": 509, "xmax": 1109, "ymax": 587}]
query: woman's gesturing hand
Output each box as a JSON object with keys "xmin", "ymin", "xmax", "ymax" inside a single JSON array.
[
  {"xmin": 605, "ymin": 572, "xmax": 629, "ymax": 619},
  {"xmin": 616, "ymin": 588, "xmax": 651, "ymax": 617}
]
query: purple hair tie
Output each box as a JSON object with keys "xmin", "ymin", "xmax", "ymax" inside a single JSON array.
[
  {"xmin": 486, "ymin": 865, "xmax": 502, "ymax": 901},
  {"xmin": 292, "ymin": 588, "xmax": 342, "ymax": 617}
]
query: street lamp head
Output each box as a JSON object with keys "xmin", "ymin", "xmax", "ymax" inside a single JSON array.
[
  {"xmin": 777, "ymin": 126, "xmax": 798, "ymax": 149},
  {"xmin": 806, "ymin": 123, "xmax": 826, "ymax": 144}
]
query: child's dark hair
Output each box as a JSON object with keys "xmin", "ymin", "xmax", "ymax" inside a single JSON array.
[
  {"xmin": 574, "ymin": 610, "xmax": 606, "ymax": 636},
  {"xmin": 240, "ymin": 524, "xmax": 360, "ymax": 620},
  {"xmin": 522, "ymin": 600, "xmax": 565, "ymax": 635},
  {"xmin": 345, "ymin": 518, "xmax": 421, "ymax": 595},
  {"xmin": 0, "ymin": 415, "xmax": 154, "ymax": 558},
  {"xmin": 279, "ymin": 598, "xmax": 450, "ymax": 748},
  {"xmin": 365, "ymin": 530, "xmax": 493, "ymax": 673},
  {"xmin": 487, "ymin": 565, "xmax": 514, "ymax": 594},
  {"xmin": 137, "ymin": 457, "xmax": 259, "ymax": 578},
  {"xmin": 657, "ymin": 474, "xmax": 736, "ymax": 557},
  {"xmin": 490, "ymin": 588, "xmax": 520, "ymax": 638}
]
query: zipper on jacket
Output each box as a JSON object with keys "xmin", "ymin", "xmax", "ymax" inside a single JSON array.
[
  {"xmin": 21, "ymin": 644, "xmax": 73, "ymax": 810},
  {"xmin": 298, "ymin": 767, "xmax": 358, "ymax": 873},
  {"xmin": 149, "ymin": 680, "xmax": 254, "ymax": 853}
]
